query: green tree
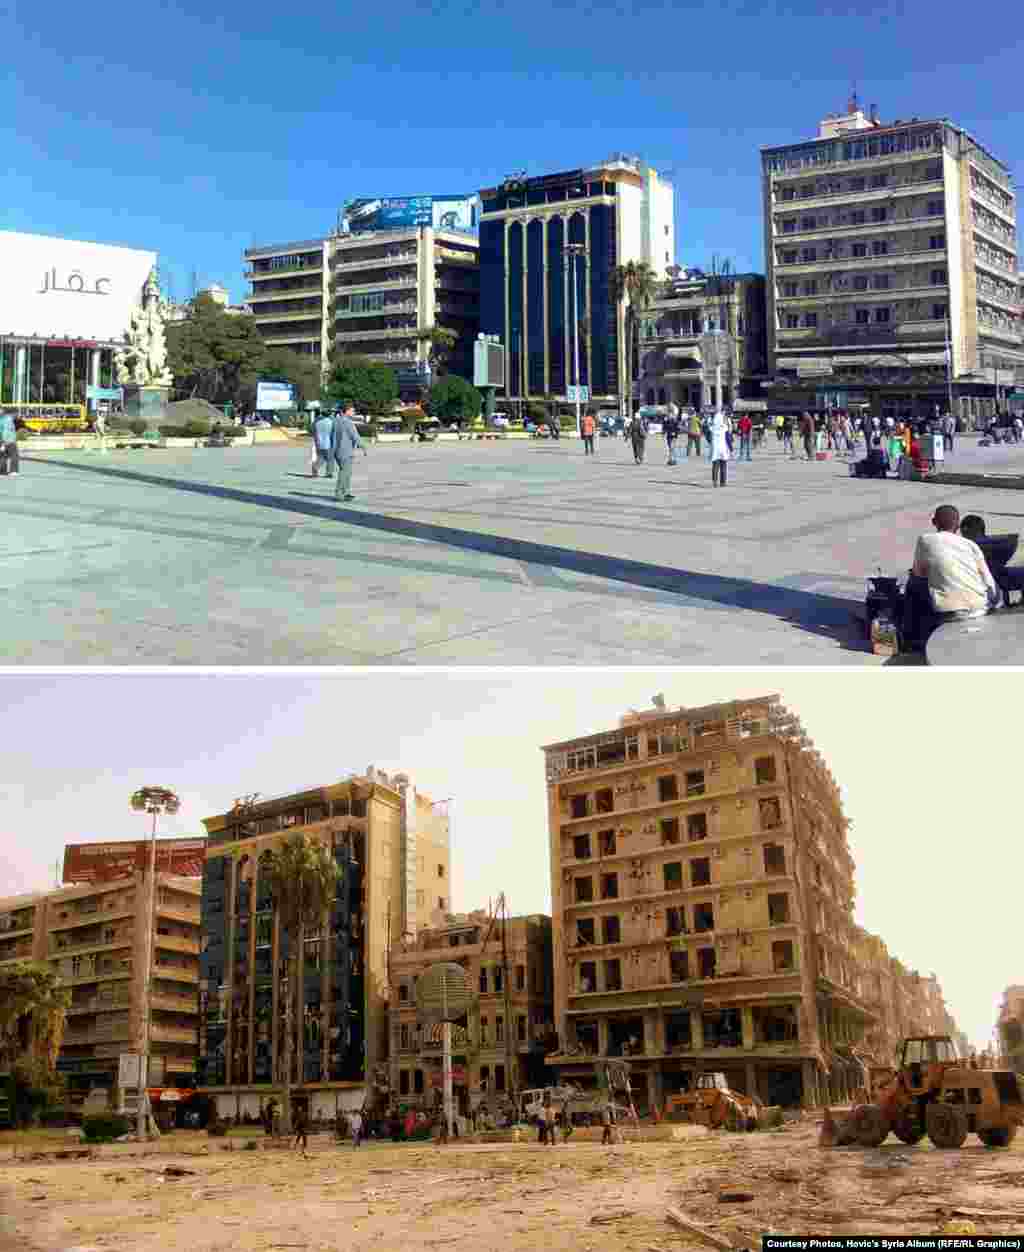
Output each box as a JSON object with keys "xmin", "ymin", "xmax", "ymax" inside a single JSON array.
[
  {"xmin": 248, "ymin": 347, "xmax": 323, "ymax": 412},
  {"xmin": 611, "ymin": 261, "xmax": 659, "ymax": 413},
  {"xmin": 322, "ymin": 355, "xmax": 399, "ymax": 415},
  {"xmin": 425, "ymin": 375, "xmax": 482, "ymax": 423},
  {"xmin": 264, "ymin": 835, "xmax": 340, "ymax": 1133},
  {"xmin": 0, "ymin": 961, "xmax": 70, "ymax": 1127},
  {"xmin": 415, "ymin": 326, "xmax": 459, "ymax": 378},
  {"xmin": 166, "ymin": 294, "xmax": 267, "ymax": 408}
]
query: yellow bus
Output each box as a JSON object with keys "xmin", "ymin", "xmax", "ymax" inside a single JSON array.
[{"xmin": 2, "ymin": 403, "xmax": 89, "ymax": 433}]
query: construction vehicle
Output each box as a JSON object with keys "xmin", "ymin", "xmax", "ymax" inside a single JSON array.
[
  {"xmin": 849, "ymin": 1035, "xmax": 1024, "ymax": 1149},
  {"xmin": 665, "ymin": 1071, "xmax": 762, "ymax": 1131}
]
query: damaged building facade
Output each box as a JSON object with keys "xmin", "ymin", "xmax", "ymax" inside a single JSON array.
[
  {"xmin": 196, "ymin": 769, "xmax": 449, "ymax": 1121},
  {"xmin": 996, "ymin": 986, "xmax": 1024, "ymax": 1075},
  {"xmin": 542, "ymin": 695, "xmax": 963, "ymax": 1111},
  {"xmin": 387, "ymin": 909, "xmax": 554, "ymax": 1113}
]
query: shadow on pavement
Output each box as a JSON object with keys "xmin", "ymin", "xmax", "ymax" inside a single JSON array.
[{"xmin": 25, "ymin": 456, "xmax": 867, "ymax": 651}]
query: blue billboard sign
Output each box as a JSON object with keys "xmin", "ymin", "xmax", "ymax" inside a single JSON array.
[{"xmin": 344, "ymin": 196, "xmax": 479, "ymax": 235}]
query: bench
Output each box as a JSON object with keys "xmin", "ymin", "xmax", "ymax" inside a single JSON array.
[{"xmin": 926, "ymin": 606, "xmax": 1024, "ymax": 665}]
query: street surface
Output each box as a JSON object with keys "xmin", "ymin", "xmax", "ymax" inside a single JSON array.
[
  {"xmin": 4, "ymin": 434, "xmax": 1024, "ymax": 665},
  {"xmin": 5, "ymin": 1120, "xmax": 1024, "ymax": 1252}
]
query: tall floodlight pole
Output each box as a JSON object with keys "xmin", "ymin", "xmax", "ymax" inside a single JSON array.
[
  {"xmin": 566, "ymin": 244, "xmax": 586, "ymax": 435},
  {"xmin": 945, "ymin": 315, "xmax": 955, "ymax": 422},
  {"xmin": 130, "ymin": 785, "xmax": 181, "ymax": 1140}
]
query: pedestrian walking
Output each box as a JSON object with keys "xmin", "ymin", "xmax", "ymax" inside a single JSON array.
[
  {"xmin": 941, "ymin": 412, "xmax": 955, "ymax": 453},
  {"xmin": 686, "ymin": 409, "xmax": 702, "ymax": 458},
  {"xmin": 782, "ymin": 415, "xmax": 795, "ymax": 456},
  {"xmin": 798, "ymin": 412, "xmax": 815, "ymax": 461},
  {"xmin": 350, "ymin": 1108, "xmax": 363, "ymax": 1148},
  {"xmin": 561, "ymin": 1101, "xmax": 574, "ymax": 1143},
  {"xmin": 0, "ymin": 409, "xmax": 19, "ymax": 477},
  {"xmin": 601, "ymin": 1104, "xmax": 615, "ymax": 1146},
  {"xmin": 581, "ymin": 410, "xmax": 596, "ymax": 455},
  {"xmin": 311, "ymin": 409, "xmax": 334, "ymax": 477},
  {"xmin": 328, "ymin": 405, "xmax": 368, "ymax": 502},
  {"xmin": 664, "ymin": 408, "xmax": 680, "ymax": 465},
  {"xmin": 544, "ymin": 1100, "xmax": 557, "ymax": 1146},
  {"xmin": 737, "ymin": 412, "xmax": 753, "ymax": 462},
  {"xmin": 710, "ymin": 412, "xmax": 731, "ymax": 487},
  {"xmin": 292, "ymin": 1106, "xmax": 309, "ymax": 1158},
  {"xmin": 630, "ymin": 414, "xmax": 648, "ymax": 464}
]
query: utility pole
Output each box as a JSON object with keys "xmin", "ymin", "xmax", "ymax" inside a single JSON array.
[{"xmin": 566, "ymin": 244, "xmax": 586, "ymax": 435}]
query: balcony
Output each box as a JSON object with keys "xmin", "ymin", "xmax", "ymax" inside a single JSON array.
[
  {"xmin": 777, "ymin": 282, "xmax": 949, "ymax": 307},
  {"xmin": 334, "ymin": 301, "xmax": 417, "ymax": 321},
  {"xmin": 151, "ymin": 1024, "xmax": 197, "ymax": 1045},
  {"xmin": 976, "ymin": 322, "xmax": 1022, "ymax": 347},
  {"xmin": 248, "ymin": 287, "xmax": 323, "ymax": 304},
  {"xmin": 245, "ymin": 261, "xmax": 323, "ymax": 280},
  {"xmin": 774, "ymin": 212, "xmax": 945, "ymax": 245},
  {"xmin": 335, "ymin": 327, "xmax": 418, "ymax": 342},
  {"xmin": 154, "ymin": 962, "xmax": 199, "ymax": 983},
  {"xmin": 251, "ymin": 308, "xmax": 323, "ymax": 325},
  {"xmin": 972, "ymin": 216, "xmax": 1017, "ymax": 251},
  {"xmin": 49, "ymin": 907, "xmax": 133, "ymax": 933},
  {"xmin": 776, "ymin": 247, "xmax": 946, "ymax": 278},
  {"xmin": 336, "ymin": 276, "xmax": 417, "ymax": 295},
  {"xmin": 155, "ymin": 933, "xmax": 199, "ymax": 956},
  {"xmin": 51, "ymin": 934, "xmax": 132, "ymax": 957},
  {"xmin": 262, "ymin": 333, "xmax": 322, "ymax": 347},
  {"xmin": 774, "ymin": 177, "xmax": 944, "ymax": 213},
  {"xmin": 157, "ymin": 904, "xmax": 200, "ymax": 926},
  {"xmin": 150, "ymin": 992, "xmax": 197, "ymax": 1013},
  {"xmin": 976, "ymin": 290, "xmax": 1023, "ymax": 317},
  {"xmin": 332, "ymin": 253, "xmax": 417, "ymax": 275},
  {"xmin": 970, "ymin": 184, "xmax": 1016, "ymax": 226}
]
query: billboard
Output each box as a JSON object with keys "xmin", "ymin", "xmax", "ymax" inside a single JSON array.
[
  {"xmin": 344, "ymin": 196, "xmax": 478, "ymax": 235},
  {"xmin": 473, "ymin": 340, "xmax": 505, "ymax": 388},
  {"xmin": 0, "ymin": 231, "xmax": 156, "ymax": 342},
  {"xmin": 256, "ymin": 380, "xmax": 296, "ymax": 411},
  {"xmin": 63, "ymin": 837, "xmax": 207, "ymax": 884}
]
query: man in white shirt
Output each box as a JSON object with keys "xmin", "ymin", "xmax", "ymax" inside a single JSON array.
[{"xmin": 912, "ymin": 504, "xmax": 998, "ymax": 618}]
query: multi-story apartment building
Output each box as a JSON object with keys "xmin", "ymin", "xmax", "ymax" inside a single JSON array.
[
  {"xmin": 0, "ymin": 860, "xmax": 202, "ymax": 1109},
  {"xmin": 387, "ymin": 909, "xmax": 553, "ymax": 1114},
  {"xmin": 197, "ymin": 769, "xmax": 450, "ymax": 1121},
  {"xmin": 243, "ymin": 200, "xmax": 481, "ymax": 398},
  {"xmin": 478, "ymin": 156, "xmax": 675, "ymax": 410},
  {"xmin": 542, "ymin": 695, "xmax": 962, "ymax": 1112},
  {"xmin": 996, "ymin": 986, "xmax": 1024, "ymax": 1074},
  {"xmin": 637, "ymin": 268, "xmax": 768, "ymax": 410},
  {"xmin": 761, "ymin": 102, "xmax": 1023, "ymax": 422}
]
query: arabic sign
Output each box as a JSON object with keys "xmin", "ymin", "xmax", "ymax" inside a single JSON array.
[
  {"xmin": 256, "ymin": 380, "xmax": 296, "ymax": 411},
  {"xmin": 63, "ymin": 837, "xmax": 207, "ymax": 884},
  {"xmin": 0, "ymin": 231, "xmax": 156, "ymax": 342},
  {"xmin": 344, "ymin": 196, "xmax": 478, "ymax": 235}
]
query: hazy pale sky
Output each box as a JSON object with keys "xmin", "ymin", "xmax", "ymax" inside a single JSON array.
[{"xmin": 1, "ymin": 671, "xmax": 1017, "ymax": 1050}]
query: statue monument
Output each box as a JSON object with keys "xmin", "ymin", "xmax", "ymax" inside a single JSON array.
[{"xmin": 116, "ymin": 269, "xmax": 174, "ymax": 426}]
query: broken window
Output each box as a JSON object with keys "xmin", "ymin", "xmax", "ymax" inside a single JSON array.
[
  {"xmin": 595, "ymin": 788, "xmax": 614, "ymax": 814},
  {"xmin": 703, "ymin": 1007, "xmax": 741, "ymax": 1046},
  {"xmin": 517, "ymin": 1015, "xmax": 527, "ymax": 1042},
  {"xmin": 603, "ymin": 959, "xmax": 622, "ymax": 992},
  {"xmin": 753, "ymin": 1004, "xmax": 798, "ymax": 1042},
  {"xmin": 602, "ymin": 916, "xmax": 620, "ymax": 944},
  {"xmin": 479, "ymin": 968, "xmax": 488, "ymax": 992},
  {"xmin": 598, "ymin": 829, "xmax": 616, "ymax": 856},
  {"xmin": 494, "ymin": 966, "xmax": 503, "ymax": 992},
  {"xmin": 496, "ymin": 1016, "xmax": 504, "ymax": 1042},
  {"xmin": 670, "ymin": 950, "xmax": 689, "ymax": 983},
  {"xmin": 414, "ymin": 1069, "xmax": 424, "ymax": 1094},
  {"xmin": 576, "ymin": 918, "xmax": 596, "ymax": 946},
  {"xmin": 666, "ymin": 1010, "xmax": 692, "ymax": 1050},
  {"xmin": 515, "ymin": 964, "xmax": 526, "ymax": 990},
  {"xmin": 690, "ymin": 858, "xmax": 711, "ymax": 887},
  {"xmin": 665, "ymin": 907, "xmax": 685, "ymax": 937},
  {"xmin": 658, "ymin": 775, "xmax": 679, "ymax": 802},
  {"xmin": 660, "ymin": 817, "xmax": 680, "ymax": 845},
  {"xmin": 600, "ymin": 873, "xmax": 619, "ymax": 900},
  {"xmin": 697, "ymin": 947, "xmax": 717, "ymax": 979},
  {"xmin": 567, "ymin": 746, "xmax": 597, "ymax": 773},
  {"xmin": 687, "ymin": 812, "xmax": 708, "ymax": 841},
  {"xmin": 579, "ymin": 961, "xmax": 597, "ymax": 993},
  {"xmin": 686, "ymin": 770, "xmax": 706, "ymax": 798},
  {"xmin": 764, "ymin": 843, "xmax": 786, "ymax": 875},
  {"xmin": 694, "ymin": 902, "xmax": 715, "ymax": 933},
  {"xmin": 399, "ymin": 1069, "xmax": 410, "ymax": 1094},
  {"xmin": 573, "ymin": 833, "xmax": 591, "ymax": 860},
  {"xmin": 570, "ymin": 794, "xmax": 588, "ymax": 819},
  {"xmin": 398, "ymin": 984, "xmax": 409, "ymax": 1002},
  {"xmin": 479, "ymin": 1064, "xmax": 490, "ymax": 1089},
  {"xmin": 768, "ymin": 893, "xmax": 790, "ymax": 925},
  {"xmin": 759, "ymin": 797, "xmax": 782, "ymax": 830},
  {"xmin": 772, "ymin": 939, "xmax": 795, "ymax": 971},
  {"xmin": 574, "ymin": 877, "xmax": 593, "ymax": 903},
  {"xmin": 755, "ymin": 756, "xmax": 777, "ymax": 784},
  {"xmin": 575, "ymin": 1020, "xmax": 599, "ymax": 1053},
  {"xmin": 663, "ymin": 862, "xmax": 683, "ymax": 890},
  {"xmin": 495, "ymin": 1064, "xmax": 506, "ymax": 1092},
  {"xmin": 596, "ymin": 737, "xmax": 627, "ymax": 767},
  {"xmin": 400, "ymin": 1024, "xmax": 409, "ymax": 1050}
]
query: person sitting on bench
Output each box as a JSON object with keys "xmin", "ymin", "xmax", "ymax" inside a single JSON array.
[
  {"xmin": 959, "ymin": 515, "xmax": 1024, "ymax": 606},
  {"xmin": 903, "ymin": 505, "xmax": 999, "ymax": 649}
]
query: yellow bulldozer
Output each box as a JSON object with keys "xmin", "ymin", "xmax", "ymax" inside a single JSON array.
[
  {"xmin": 846, "ymin": 1035, "xmax": 1024, "ymax": 1149},
  {"xmin": 665, "ymin": 1072, "xmax": 762, "ymax": 1131}
]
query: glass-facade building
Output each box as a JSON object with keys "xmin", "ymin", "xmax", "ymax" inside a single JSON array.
[{"xmin": 479, "ymin": 160, "xmax": 675, "ymax": 404}]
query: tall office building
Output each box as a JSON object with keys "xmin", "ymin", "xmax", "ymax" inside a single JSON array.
[
  {"xmin": 541, "ymin": 695, "xmax": 962, "ymax": 1111},
  {"xmin": 761, "ymin": 102, "xmax": 1022, "ymax": 421},
  {"xmin": 243, "ymin": 195, "xmax": 480, "ymax": 398},
  {"xmin": 197, "ymin": 769, "xmax": 450, "ymax": 1121},
  {"xmin": 0, "ymin": 839, "xmax": 205, "ymax": 1110},
  {"xmin": 478, "ymin": 157, "xmax": 675, "ymax": 408}
]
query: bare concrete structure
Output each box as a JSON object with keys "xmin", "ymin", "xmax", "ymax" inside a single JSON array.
[
  {"xmin": 0, "ymin": 869, "xmax": 201, "ymax": 1109},
  {"xmin": 997, "ymin": 986, "xmax": 1024, "ymax": 1075},
  {"xmin": 387, "ymin": 908, "xmax": 553, "ymax": 1113},
  {"xmin": 762, "ymin": 101, "xmax": 1022, "ymax": 421},
  {"xmin": 542, "ymin": 695, "xmax": 963, "ymax": 1110},
  {"xmin": 197, "ymin": 769, "xmax": 450, "ymax": 1121}
]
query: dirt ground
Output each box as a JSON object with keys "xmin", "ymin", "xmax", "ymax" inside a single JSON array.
[{"xmin": 3, "ymin": 1119, "xmax": 1023, "ymax": 1252}]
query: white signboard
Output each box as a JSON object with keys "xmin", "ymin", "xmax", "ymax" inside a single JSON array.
[
  {"xmin": 118, "ymin": 1053, "xmax": 144, "ymax": 1088},
  {"xmin": 256, "ymin": 380, "xmax": 295, "ymax": 410},
  {"xmin": 567, "ymin": 385, "xmax": 590, "ymax": 402},
  {"xmin": 0, "ymin": 231, "xmax": 156, "ymax": 342}
]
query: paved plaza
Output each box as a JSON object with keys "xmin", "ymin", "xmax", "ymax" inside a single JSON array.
[{"xmin": 3, "ymin": 432, "xmax": 1024, "ymax": 665}]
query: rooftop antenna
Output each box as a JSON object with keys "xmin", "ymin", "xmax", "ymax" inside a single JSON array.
[{"xmin": 849, "ymin": 82, "xmax": 858, "ymax": 114}]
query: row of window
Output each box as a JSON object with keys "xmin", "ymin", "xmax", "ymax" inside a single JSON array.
[
  {"xmin": 780, "ymin": 268, "xmax": 947, "ymax": 297},
  {"xmin": 577, "ymin": 937, "xmax": 797, "ymax": 993},
  {"xmin": 764, "ymin": 127, "xmax": 939, "ymax": 173},
  {"xmin": 566, "ymin": 756, "xmax": 778, "ymax": 821},
  {"xmin": 573, "ymin": 887, "xmax": 791, "ymax": 936},
  {"xmin": 780, "ymin": 200, "xmax": 944, "ymax": 234},
  {"xmin": 569, "ymin": 800, "xmax": 782, "ymax": 867},
  {"xmin": 777, "ymin": 165, "xmax": 943, "ymax": 200},
  {"xmin": 781, "ymin": 304, "xmax": 948, "ymax": 329},
  {"xmin": 395, "ymin": 1063, "xmax": 508, "ymax": 1096},
  {"xmin": 779, "ymin": 235, "xmax": 944, "ymax": 266}
]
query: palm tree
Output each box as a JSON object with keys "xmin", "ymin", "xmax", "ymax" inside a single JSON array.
[
  {"xmin": 612, "ymin": 261, "xmax": 659, "ymax": 415},
  {"xmin": 264, "ymin": 834, "xmax": 340, "ymax": 1132}
]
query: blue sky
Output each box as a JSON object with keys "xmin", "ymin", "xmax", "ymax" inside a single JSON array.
[
  {"xmin": 4, "ymin": 0, "xmax": 1022, "ymax": 305},
  {"xmin": 1, "ymin": 670, "xmax": 1022, "ymax": 1049}
]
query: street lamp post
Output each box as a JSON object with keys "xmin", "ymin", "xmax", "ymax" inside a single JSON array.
[
  {"xmin": 129, "ymin": 785, "xmax": 181, "ymax": 1140},
  {"xmin": 565, "ymin": 243, "xmax": 586, "ymax": 435}
]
